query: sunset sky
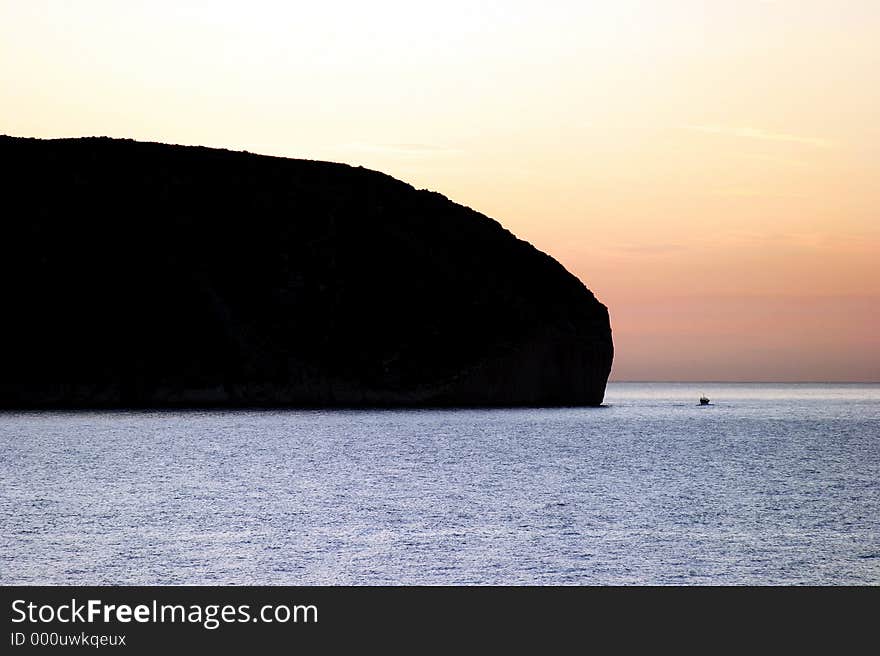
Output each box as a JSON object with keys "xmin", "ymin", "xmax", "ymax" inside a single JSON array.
[{"xmin": 2, "ymin": 1, "xmax": 877, "ymax": 381}]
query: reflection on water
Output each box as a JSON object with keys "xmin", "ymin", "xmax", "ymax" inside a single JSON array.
[{"xmin": 2, "ymin": 383, "xmax": 879, "ymax": 584}]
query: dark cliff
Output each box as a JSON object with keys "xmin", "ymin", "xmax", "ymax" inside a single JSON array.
[{"xmin": 0, "ymin": 136, "xmax": 613, "ymax": 407}]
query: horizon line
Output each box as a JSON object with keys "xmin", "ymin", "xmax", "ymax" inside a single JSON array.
[{"xmin": 608, "ymin": 379, "xmax": 880, "ymax": 384}]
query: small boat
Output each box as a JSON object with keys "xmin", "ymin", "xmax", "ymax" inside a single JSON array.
[{"xmin": 699, "ymin": 394, "xmax": 710, "ymax": 406}]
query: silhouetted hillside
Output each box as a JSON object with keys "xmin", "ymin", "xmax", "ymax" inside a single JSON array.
[{"xmin": 0, "ymin": 135, "xmax": 613, "ymax": 406}]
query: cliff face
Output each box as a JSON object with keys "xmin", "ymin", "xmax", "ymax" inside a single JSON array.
[{"xmin": 0, "ymin": 136, "xmax": 613, "ymax": 407}]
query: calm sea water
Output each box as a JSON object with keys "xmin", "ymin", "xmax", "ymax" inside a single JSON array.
[{"xmin": 2, "ymin": 383, "xmax": 878, "ymax": 585}]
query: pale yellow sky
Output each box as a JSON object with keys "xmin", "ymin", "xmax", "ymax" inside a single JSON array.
[{"xmin": 2, "ymin": 1, "xmax": 878, "ymax": 380}]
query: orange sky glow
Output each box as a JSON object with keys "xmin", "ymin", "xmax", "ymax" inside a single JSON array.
[{"xmin": 2, "ymin": 1, "xmax": 877, "ymax": 381}]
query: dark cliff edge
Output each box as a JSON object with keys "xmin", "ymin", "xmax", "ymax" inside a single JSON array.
[{"xmin": 0, "ymin": 135, "xmax": 613, "ymax": 407}]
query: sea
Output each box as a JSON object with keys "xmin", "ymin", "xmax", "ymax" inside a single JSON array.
[{"xmin": 2, "ymin": 383, "xmax": 878, "ymax": 585}]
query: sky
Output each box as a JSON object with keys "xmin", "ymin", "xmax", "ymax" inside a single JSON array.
[{"xmin": 2, "ymin": 1, "xmax": 878, "ymax": 381}]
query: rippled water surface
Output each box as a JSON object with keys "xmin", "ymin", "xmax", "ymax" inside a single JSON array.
[{"xmin": 2, "ymin": 383, "xmax": 879, "ymax": 584}]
